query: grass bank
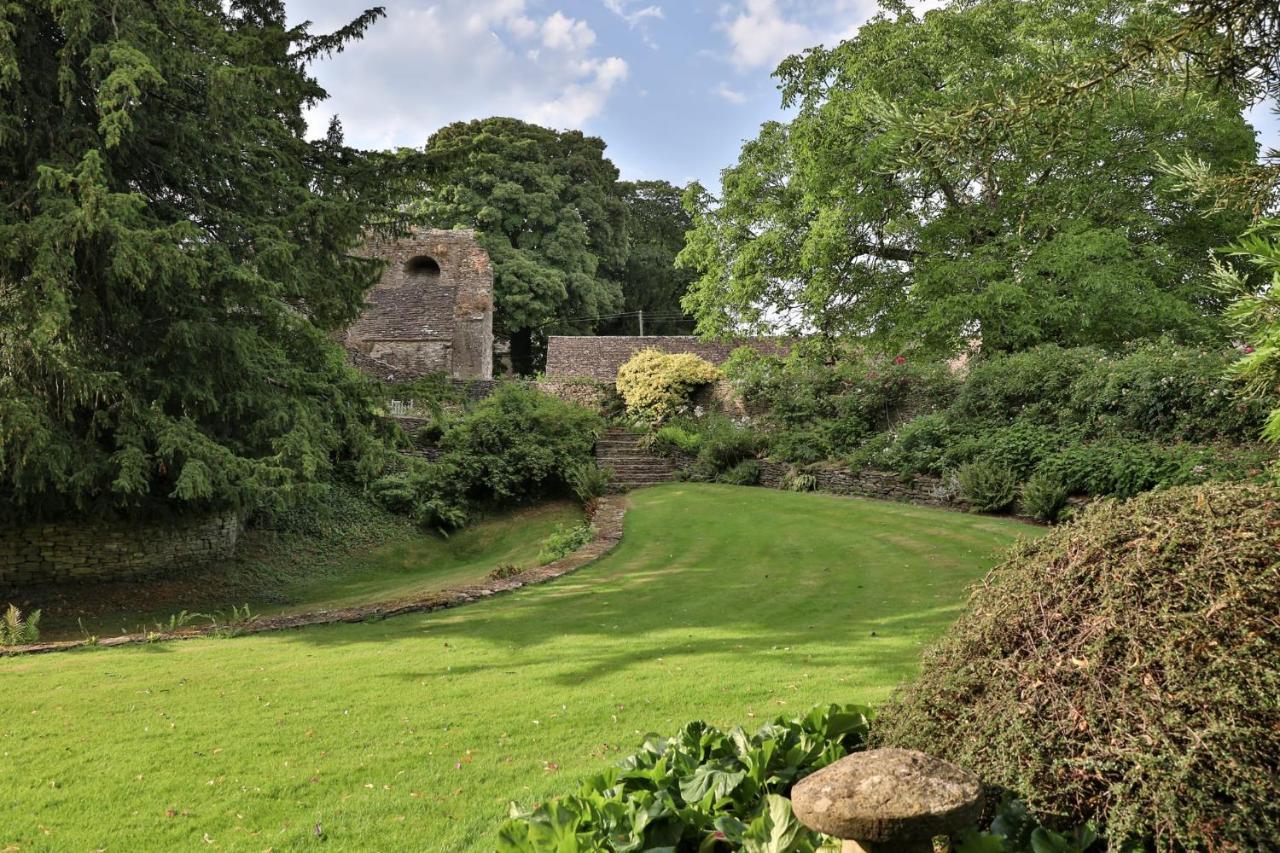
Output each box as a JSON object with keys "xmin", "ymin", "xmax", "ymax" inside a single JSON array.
[{"xmin": 0, "ymin": 484, "xmax": 1034, "ymax": 850}]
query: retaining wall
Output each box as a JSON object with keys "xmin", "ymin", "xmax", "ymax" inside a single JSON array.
[{"xmin": 0, "ymin": 511, "xmax": 241, "ymax": 586}]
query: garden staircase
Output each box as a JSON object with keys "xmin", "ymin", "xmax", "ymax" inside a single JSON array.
[{"xmin": 595, "ymin": 428, "xmax": 681, "ymax": 491}]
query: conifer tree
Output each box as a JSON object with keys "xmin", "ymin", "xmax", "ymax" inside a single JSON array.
[{"xmin": 0, "ymin": 1, "xmax": 400, "ymax": 522}]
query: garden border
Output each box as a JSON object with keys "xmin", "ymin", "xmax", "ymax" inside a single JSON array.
[{"xmin": 1, "ymin": 496, "xmax": 628, "ymax": 657}]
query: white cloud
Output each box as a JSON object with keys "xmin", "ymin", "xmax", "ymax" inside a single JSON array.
[
  {"xmin": 724, "ymin": 0, "xmax": 818, "ymax": 70},
  {"xmin": 542, "ymin": 11, "xmax": 597, "ymax": 51},
  {"xmin": 604, "ymin": 0, "xmax": 665, "ymax": 27},
  {"xmin": 719, "ymin": 0, "xmax": 879, "ymax": 71},
  {"xmin": 712, "ymin": 82, "xmax": 747, "ymax": 104},
  {"xmin": 528, "ymin": 57, "xmax": 630, "ymax": 127},
  {"xmin": 288, "ymin": 0, "xmax": 629, "ymax": 147}
]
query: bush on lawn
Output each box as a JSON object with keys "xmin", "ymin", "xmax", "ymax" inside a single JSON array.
[
  {"xmin": 685, "ymin": 416, "xmax": 763, "ymax": 481},
  {"xmin": 873, "ymin": 483, "xmax": 1280, "ymax": 850},
  {"xmin": 536, "ymin": 522, "xmax": 595, "ymax": 565},
  {"xmin": 371, "ymin": 384, "xmax": 602, "ymax": 530},
  {"xmin": 718, "ymin": 459, "xmax": 762, "ymax": 486},
  {"xmin": 616, "ymin": 349, "xmax": 720, "ymax": 422}
]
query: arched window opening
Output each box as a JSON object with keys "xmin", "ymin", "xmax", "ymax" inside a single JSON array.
[{"xmin": 405, "ymin": 255, "xmax": 441, "ymax": 279}]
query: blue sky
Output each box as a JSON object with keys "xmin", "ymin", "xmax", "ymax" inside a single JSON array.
[{"xmin": 290, "ymin": 1, "xmax": 1280, "ymax": 190}]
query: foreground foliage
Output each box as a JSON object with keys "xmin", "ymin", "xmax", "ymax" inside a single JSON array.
[
  {"xmin": 498, "ymin": 704, "xmax": 871, "ymax": 852},
  {"xmin": 499, "ymin": 704, "xmax": 1103, "ymax": 853},
  {"xmin": 874, "ymin": 483, "xmax": 1280, "ymax": 850},
  {"xmin": 0, "ymin": 1, "xmax": 401, "ymax": 524}
]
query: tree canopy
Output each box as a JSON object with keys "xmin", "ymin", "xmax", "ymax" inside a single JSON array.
[
  {"xmin": 411, "ymin": 117, "xmax": 629, "ymax": 373},
  {"xmin": 679, "ymin": 0, "xmax": 1256, "ymax": 356},
  {"xmin": 599, "ymin": 180, "xmax": 698, "ymax": 336},
  {"xmin": 0, "ymin": 1, "xmax": 400, "ymax": 523}
]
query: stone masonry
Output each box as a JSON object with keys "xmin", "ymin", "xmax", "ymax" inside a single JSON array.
[
  {"xmin": 543, "ymin": 336, "xmax": 786, "ymax": 384},
  {"xmin": 0, "ymin": 511, "xmax": 241, "ymax": 586},
  {"xmin": 341, "ymin": 228, "xmax": 494, "ymax": 380}
]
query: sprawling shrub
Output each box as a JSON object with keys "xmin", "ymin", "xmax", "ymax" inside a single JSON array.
[
  {"xmin": 1018, "ymin": 472, "xmax": 1069, "ymax": 523},
  {"xmin": 565, "ymin": 462, "xmax": 611, "ymax": 505},
  {"xmin": 371, "ymin": 384, "xmax": 601, "ymax": 529},
  {"xmin": 1, "ymin": 604, "xmax": 41, "ymax": 646},
  {"xmin": 956, "ymin": 461, "xmax": 1018, "ymax": 512},
  {"xmin": 616, "ymin": 350, "xmax": 720, "ymax": 421},
  {"xmin": 873, "ymin": 484, "xmax": 1280, "ymax": 850},
  {"xmin": 951, "ymin": 346, "xmax": 1105, "ymax": 425}
]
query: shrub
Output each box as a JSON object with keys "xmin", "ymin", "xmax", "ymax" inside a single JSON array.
[
  {"xmin": 783, "ymin": 471, "xmax": 818, "ymax": 492},
  {"xmin": 371, "ymin": 384, "xmax": 602, "ymax": 530},
  {"xmin": 536, "ymin": 523, "xmax": 595, "ymax": 565},
  {"xmin": 652, "ymin": 423, "xmax": 704, "ymax": 456},
  {"xmin": 565, "ymin": 462, "xmax": 611, "ymax": 505},
  {"xmin": 498, "ymin": 704, "xmax": 872, "ymax": 853},
  {"xmin": 698, "ymin": 417, "xmax": 762, "ymax": 471},
  {"xmin": 873, "ymin": 484, "xmax": 1280, "ymax": 850},
  {"xmin": 616, "ymin": 349, "xmax": 720, "ymax": 422},
  {"xmin": 0, "ymin": 604, "xmax": 40, "ymax": 645},
  {"xmin": 718, "ymin": 459, "xmax": 762, "ymax": 486},
  {"xmin": 489, "ymin": 563, "xmax": 523, "ymax": 581},
  {"xmin": 1018, "ymin": 472, "xmax": 1069, "ymax": 522},
  {"xmin": 956, "ymin": 461, "xmax": 1018, "ymax": 512}
]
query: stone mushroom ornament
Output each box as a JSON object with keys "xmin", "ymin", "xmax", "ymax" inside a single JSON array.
[{"xmin": 791, "ymin": 748, "xmax": 983, "ymax": 853}]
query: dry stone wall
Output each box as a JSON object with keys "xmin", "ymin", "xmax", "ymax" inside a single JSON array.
[
  {"xmin": 543, "ymin": 336, "xmax": 787, "ymax": 384},
  {"xmin": 757, "ymin": 460, "xmax": 960, "ymax": 508},
  {"xmin": 0, "ymin": 511, "xmax": 241, "ymax": 586}
]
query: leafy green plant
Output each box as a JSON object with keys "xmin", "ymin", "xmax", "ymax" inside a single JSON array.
[
  {"xmin": 489, "ymin": 563, "xmax": 523, "ymax": 581},
  {"xmin": 957, "ymin": 462, "xmax": 1018, "ymax": 512},
  {"xmin": 210, "ymin": 604, "xmax": 258, "ymax": 639},
  {"xmin": 536, "ymin": 523, "xmax": 595, "ymax": 565},
  {"xmin": 616, "ymin": 349, "xmax": 720, "ymax": 422},
  {"xmin": 1, "ymin": 604, "xmax": 41, "ymax": 646},
  {"xmin": 498, "ymin": 704, "xmax": 872, "ymax": 853},
  {"xmin": 1019, "ymin": 473, "xmax": 1069, "ymax": 523},
  {"xmin": 689, "ymin": 416, "xmax": 762, "ymax": 480},
  {"xmin": 152, "ymin": 610, "xmax": 202, "ymax": 634},
  {"xmin": 566, "ymin": 462, "xmax": 612, "ymax": 505},
  {"xmin": 718, "ymin": 459, "xmax": 762, "ymax": 486},
  {"xmin": 653, "ymin": 424, "xmax": 704, "ymax": 456},
  {"xmin": 783, "ymin": 471, "xmax": 818, "ymax": 493}
]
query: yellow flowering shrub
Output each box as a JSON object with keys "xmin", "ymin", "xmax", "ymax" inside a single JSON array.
[{"xmin": 615, "ymin": 349, "xmax": 720, "ymax": 421}]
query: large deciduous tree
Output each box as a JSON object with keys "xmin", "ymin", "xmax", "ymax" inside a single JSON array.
[
  {"xmin": 0, "ymin": 1, "xmax": 399, "ymax": 523},
  {"xmin": 411, "ymin": 117, "xmax": 629, "ymax": 374},
  {"xmin": 599, "ymin": 180, "xmax": 698, "ymax": 336},
  {"xmin": 679, "ymin": 0, "xmax": 1256, "ymax": 355}
]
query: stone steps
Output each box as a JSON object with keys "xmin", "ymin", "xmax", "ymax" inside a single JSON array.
[{"xmin": 595, "ymin": 428, "xmax": 681, "ymax": 490}]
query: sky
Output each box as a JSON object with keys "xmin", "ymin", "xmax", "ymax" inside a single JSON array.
[{"xmin": 289, "ymin": 0, "xmax": 1280, "ymax": 191}]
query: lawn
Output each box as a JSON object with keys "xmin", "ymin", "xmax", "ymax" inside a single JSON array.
[{"xmin": 0, "ymin": 484, "xmax": 1034, "ymax": 851}]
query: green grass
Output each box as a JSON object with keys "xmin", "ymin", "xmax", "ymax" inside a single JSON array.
[
  {"xmin": 30, "ymin": 499, "xmax": 583, "ymax": 641},
  {"xmin": 0, "ymin": 485, "xmax": 1034, "ymax": 851}
]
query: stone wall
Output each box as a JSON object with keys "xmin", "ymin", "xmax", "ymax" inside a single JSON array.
[
  {"xmin": 757, "ymin": 460, "xmax": 960, "ymax": 508},
  {"xmin": 341, "ymin": 228, "xmax": 494, "ymax": 381},
  {"xmin": 543, "ymin": 336, "xmax": 787, "ymax": 384},
  {"xmin": 0, "ymin": 511, "xmax": 241, "ymax": 586}
]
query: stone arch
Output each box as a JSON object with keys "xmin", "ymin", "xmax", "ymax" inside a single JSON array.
[{"xmin": 404, "ymin": 254, "xmax": 441, "ymax": 279}]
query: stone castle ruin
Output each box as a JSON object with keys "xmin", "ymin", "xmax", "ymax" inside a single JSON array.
[{"xmin": 341, "ymin": 228, "xmax": 494, "ymax": 381}]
